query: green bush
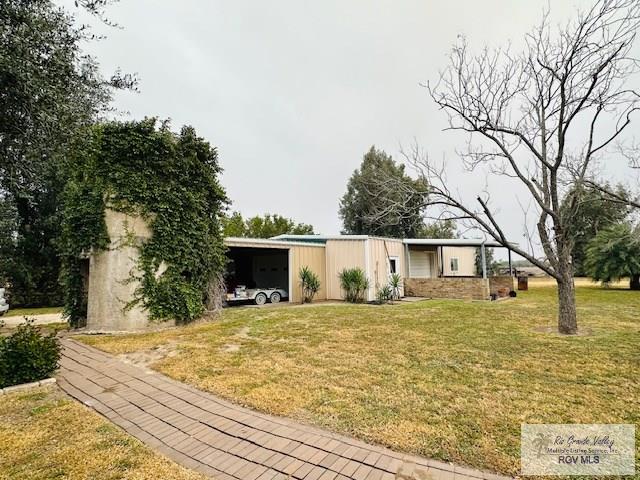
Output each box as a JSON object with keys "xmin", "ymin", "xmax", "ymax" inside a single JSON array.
[
  {"xmin": 0, "ymin": 319, "xmax": 61, "ymax": 388},
  {"xmin": 389, "ymin": 273, "xmax": 402, "ymax": 301},
  {"xmin": 376, "ymin": 284, "xmax": 393, "ymax": 304},
  {"xmin": 299, "ymin": 266, "xmax": 321, "ymax": 303},
  {"xmin": 339, "ymin": 267, "xmax": 370, "ymax": 303}
]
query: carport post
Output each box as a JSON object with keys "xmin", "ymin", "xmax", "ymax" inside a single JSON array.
[
  {"xmin": 508, "ymin": 248, "xmax": 513, "ymax": 277},
  {"xmin": 287, "ymin": 248, "xmax": 293, "ymax": 303},
  {"xmin": 480, "ymin": 243, "xmax": 487, "ymax": 279}
]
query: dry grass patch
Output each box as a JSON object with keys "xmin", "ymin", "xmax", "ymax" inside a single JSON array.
[
  {"xmin": 80, "ymin": 285, "xmax": 640, "ymax": 476},
  {"xmin": 0, "ymin": 386, "xmax": 206, "ymax": 480}
]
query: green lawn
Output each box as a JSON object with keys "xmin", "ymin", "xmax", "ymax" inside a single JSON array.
[
  {"xmin": 80, "ymin": 284, "xmax": 640, "ymax": 476},
  {"xmin": 0, "ymin": 386, "xmax": 205, "ymax": 480}
]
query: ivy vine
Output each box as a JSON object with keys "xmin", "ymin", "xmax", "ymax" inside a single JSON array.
[{"xmin": 61, "ymin": 119, "xmax": 228, "ymax": 327}]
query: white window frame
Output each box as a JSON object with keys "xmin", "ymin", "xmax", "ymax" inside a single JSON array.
[
  {"xmin": 388, "ymin": 256, "xmax": 399, "ymax": 276},
  {"xmin": 450, "ymin": 257, "xmax": 459, "ymax": 273}
]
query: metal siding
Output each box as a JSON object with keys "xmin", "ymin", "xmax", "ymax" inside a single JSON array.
[
  {"xmin": 225, "ymin": 240, "xmax": 326, "ymax": 303},
  {"xmin": 289, "ymin": 245, "xmax": 327, "ymax": 303},
  {"xmin": 325, "ymin": 240, "xmax": 366, "ymax": 300},
  {"xmin": 442, "ymin": 246, "xmax": 476, "ymax": 276},
  {"xmin": 367, "ymin": 238, "xmax": 405, "ymax": 299}
]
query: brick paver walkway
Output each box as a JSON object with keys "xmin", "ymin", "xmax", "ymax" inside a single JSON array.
[{"xmin": 57, "ymin": 339, "xmax": 511, "ymax": 480}]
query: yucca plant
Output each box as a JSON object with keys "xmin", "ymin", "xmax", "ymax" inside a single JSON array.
[
  {"xmin": 299, "ymin": 266, "xmax": 321, "ymax": 303},
  {"xmin": 338, "ymin": 267, "xmax": 370, "ymax": 303},
  {"xmin": 376, "ymin": 284, "xmax": 393, "ymax": 304},
  {"xmin": 389, "ymin": 273, "xmax": 402, "ymax": 301}
]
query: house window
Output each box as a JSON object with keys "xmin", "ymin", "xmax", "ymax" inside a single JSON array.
[
  {"xmin": 450, "ymin": 257, "xmax": 459, "ymax": 273},
  {"xmin": 389, "ymin": 257, "xmax": 398, "ymax": 275}
]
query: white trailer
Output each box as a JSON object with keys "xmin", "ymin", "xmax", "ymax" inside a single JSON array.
[{"xmin": 226, "ymin": 286, "xmax": 288, "ymax": 306}]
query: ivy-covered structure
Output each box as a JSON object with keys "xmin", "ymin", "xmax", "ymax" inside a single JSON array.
[{"xmin": 61, "ymin": 119, "xmax": 228, "ymax": 330}]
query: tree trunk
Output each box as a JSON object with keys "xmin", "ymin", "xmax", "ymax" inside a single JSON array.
[
  {"xmin": 557, "ymin": 277, "xmax": 578, "ymax": 334},
  {"xmin": 556, "ymin": 250, "xmax": 578, "ymax": 334},
  {"xmin": 631, "ymin": 274, "xmax": 640, "ymax": 291}
]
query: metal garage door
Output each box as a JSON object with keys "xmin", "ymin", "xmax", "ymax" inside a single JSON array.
[{"xmin": 409, "ymin": 250, "xmax": 433, "ymax": 278}]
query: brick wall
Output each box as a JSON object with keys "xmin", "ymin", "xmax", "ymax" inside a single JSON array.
[
  {"xmin": 489, "ymin": 276, "xmax": 515, "ymax": 297},
  {"xmin": 404, "ymin": 277, "xmax": 490, "ymax": 300}
]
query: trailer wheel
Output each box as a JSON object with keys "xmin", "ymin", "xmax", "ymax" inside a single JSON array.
[
  {"xmin": 270, "ymin": 292, "xmax": 281, "ymax": 303},
  {"xmin": 254, "ymin": 293, "xmax": 267, "ymax": 305}
]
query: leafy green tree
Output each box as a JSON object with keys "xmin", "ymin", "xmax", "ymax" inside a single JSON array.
[
  {"xmin": 0, "ymin": 196, "xmax": 18, "ymax": 290},
  {"xmin": 416, "ymin": 220, "xmax": 457, "ymax": 239},
  {"xmin": 339, "ymin": 146, "xmax": 428, "ymax": 237},
  {"xmin": 221, "ymin": 212, "xmax": 247, "ymax": 237},
  {"xmin": 0, "ymin": 186, "xmax": 62, "ymax": 306},
  {"xmin": 0, "ymin": 0, "xmax": 134, "ymax": 306},
  {"xmin": 562, "ymin": 184, "xmax": 630, "ymax": 276},
  {"xmin": 585, "ymin": 223, "xmax": 640, "ymax": 290},
  {"xmin": 222, "ymin": 212, "xmax": 314, "ymax": 238}
]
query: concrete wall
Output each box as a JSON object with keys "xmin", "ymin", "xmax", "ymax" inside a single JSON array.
[
  {"xmin": 325, "ymin": 239, "xmax": 366, "ymax": 300},
  {"xmin": 290, "ymin": 244, "xmax": 327, "ymax": 303},
  {"xmin": 404, "ymin": 277, "xmax": 490, "ymax": 300},
  {"xmin": 87, "ymin": 209, "xmax": 158, "ymax": 331},
  {"xmin": 489, "ymin": 276, "xmax": 515, "ymax": 297}
]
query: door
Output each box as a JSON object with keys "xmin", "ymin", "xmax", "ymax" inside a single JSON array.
[{"xmin": 409, "ymin": 250, "xmax": 433, "ymax": 278}]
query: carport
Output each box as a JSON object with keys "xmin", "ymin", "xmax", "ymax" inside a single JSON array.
[
  {"xmin": 223, "ymin": 237, "xmax": 327, "ymax": 303},
  {"xmin": 225, "ymin": 246, "xmax": 289, "ymax": 296}
]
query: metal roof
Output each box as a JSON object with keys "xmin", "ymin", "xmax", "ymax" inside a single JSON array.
[
  {"xmin": 264, "ymin": 235, "xmax": 516, "ymax": 248},
  {"xmin": 224, "ymin": 237, "xmax": 325, "ymax": 248},
  {"xmin": 270, "ymin": 234, "xmax": 367, "ymax": 242},
  {"xmin": 224, "ymin": 234, "xmax": 517, "ymax": 251},
  {"xmin": 403, "ymin": 238, "xmax": 515, "ymax": 248}
]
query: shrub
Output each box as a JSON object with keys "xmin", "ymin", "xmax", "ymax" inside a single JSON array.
[
  {"xmin": 0, "ymin": 319, "xmax": 61, "ymax": 388},
  {"xmin": 376, "ymin": 285, "xmax": 393, "ymax": 304},
  {"xmin": 389, "ymin": 273, "xmax": 402, "ymax": 301},
  {"xmin": 299, "ymin": 266, "xmax": 321, "ymax": 303},
  {"xmin": 339, "ymin": 267, "xmax": 370, "ymax": 303}
]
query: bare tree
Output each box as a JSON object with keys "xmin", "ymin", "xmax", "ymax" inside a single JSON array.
[{"xmin": 374, "ymin": 0, "xmax": 640, "ymax": 334}]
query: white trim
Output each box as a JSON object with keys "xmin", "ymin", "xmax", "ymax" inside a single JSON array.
[
  {"xmin": 272, "ymin": 234, "xmax": 369, "ymax": 241},
  {"xmin": 269, "ymin": 234, "xmax": 517, "ymax": 248},
  {"xmin": 224, "ymin": 237, "xmax": 325, "ymax": 248},
  {"xmin": 271, "ymin": 234, "xmax": 406, "ymax": 243},
  {"xmin": 288, "ymin": 249, "xmax": 293, "ymax": 302},
  {"xmin": 450, "ymin": 256, "xmax": 460, "ymax": 274},
  {"xmin": 403, "ymin": 238, "xmax": 516, "ymax": 247},
  {"xmin": 388, "ymin": 256, "xmax": 399, "ymax": 276}
]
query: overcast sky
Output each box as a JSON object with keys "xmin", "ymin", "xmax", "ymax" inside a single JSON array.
[{"xmin": 61, "ymin": 0, "xmax": 639, "ymax": 257}]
